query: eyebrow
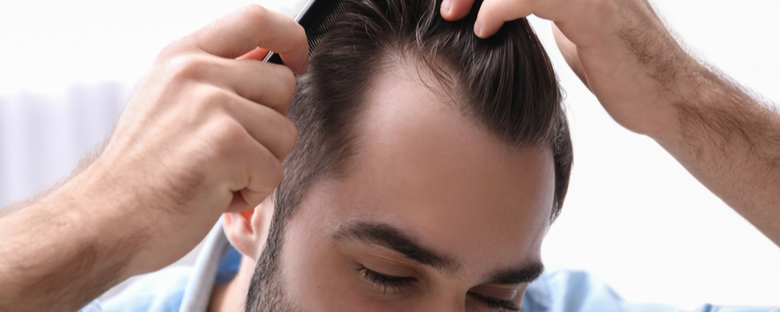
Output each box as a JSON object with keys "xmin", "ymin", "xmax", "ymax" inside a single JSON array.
[
  {"xmin": 331, "ymin": 222, "xmax": 545, "ymax": 284},
  {"xmin": 331, "ymin": 222, "xmax": 458, "ymax": 272}
]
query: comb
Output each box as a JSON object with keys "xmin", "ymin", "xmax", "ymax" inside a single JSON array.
[{"xmin": 263, "ymin": 0, "xmax": 349, "ymax": 65}]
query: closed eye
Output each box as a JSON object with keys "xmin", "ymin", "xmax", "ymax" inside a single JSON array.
[
  {"xmin": 355, "ymin": 265, "xmax": 416, "ymax": 293},
  {"xmin": 356, "ymin": 266, "xmax": 521, "ymax": 311},
  {"xmin": 468, "ymin": 292, "xmax": 521, "ymax": 311}
]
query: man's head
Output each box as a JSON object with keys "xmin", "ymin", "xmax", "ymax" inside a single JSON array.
[{"xmin": 223, "ymin": 0, "xmax": 572, "ymax": 310}]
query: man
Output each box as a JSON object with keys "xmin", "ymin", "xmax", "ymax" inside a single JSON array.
[
  {"xmin": 0, "ymin": 0, "xmax": 778, "ymax": 312},
  {"xmin": 163, "ymin": 0, "xmax": 569, "ymax": 311}
]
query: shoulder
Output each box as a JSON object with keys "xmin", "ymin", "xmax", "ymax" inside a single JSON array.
[
  {"xmin": 529, "ymin": 270, "xmax": 780, "ymax": 312},
  {"xmin": 526, "ymin": 270, "xmax": 679, "ymax": 312},
  {"xmin": 96, "ymin": 266, "xmax": 194, "ymax": 312}
]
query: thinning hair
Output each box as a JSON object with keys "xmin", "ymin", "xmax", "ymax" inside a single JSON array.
[{"xmin": 247, "ymin": 0, "xmax": 572, "ymax": 310}]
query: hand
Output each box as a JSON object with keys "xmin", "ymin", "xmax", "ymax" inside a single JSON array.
[
  {"xmin": 87, "ymin": 5, "xmax": 307, "ymax": 275},
  {"xmin": 0, "ymin": 6, "xmax": 308, "ymax": 311},
  {"xmin": 442, "ymin": 0, "xmax": 780, "ymax": 248},
  {"xmin": 441, "ymin": 0, "xmax": 696, "ymax": 138}
]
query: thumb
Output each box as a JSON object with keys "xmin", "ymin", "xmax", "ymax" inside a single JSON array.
[{"xmin": 552, "ymin": 22, "xmax": 590, "ymax": 90}]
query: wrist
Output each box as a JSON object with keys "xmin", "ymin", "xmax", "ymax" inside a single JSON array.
[
  {"xmin": 644, "ymin": 58, "xmax": 715, "ymax": 146},
  {"xmin": 52, "ymin": 162, "xmax": 152, "ymax": 279},
  {"xmin": 70, "ymin": 156, "xmax": 207, "ymax": 278}
]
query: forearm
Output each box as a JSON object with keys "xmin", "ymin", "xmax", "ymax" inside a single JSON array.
[
  {"xmin": 0, "ymin": 169, "xmax": 143, "ymax": 312},
  {"xmin": 1, "ymin": 5, "xmax": 304, "ymax": 311},
  {"xmin": 443, "ymin": 0, "xmax": 780, "ymax": 245},
  {"xmin": 652, "ymin": 62, "xmax": 780, "ymax": 245}
]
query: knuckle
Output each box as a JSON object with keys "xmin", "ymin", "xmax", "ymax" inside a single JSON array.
[
  {"xmin": 276, "ymin": 65, "xmax": 297, "ymax": 96},
  {"xmin": 254, "ymin": 144, "xmax": 284, "ymax": 189},
  {"xmin": 193, "ymin": 87, "xmax": 231, "ymax": 116},
  {"xmin": 282, "ymin": 118, "xmax": 298, "ymax": 154},
  {"xmin": 156, "ymin": 38, "xmax": 195, "ymax": 62},
  {"xmin": 241, "ymin": 4, "xmax": 269, "ymax": 29},
  {"xmin": 266, "ymin": 156, "xmax": 285, "ymax": 186},
  {"xmin": 211, "ymin": 119, "xmax": 248, "ymax": 154},
  {"xmin": 202, "ymin": 87, "xmax": 232, "ymax": 106},
  {"xmin": 157, "ymin": 42, "xmax": 180, "ymax": 61},
  {"xmin": 267, "ymin": 110, "xmax": 298, "ymax": 155},
  {"xmin": 167, "ymin": 54, "xmax": 215, "ymax": 83}
]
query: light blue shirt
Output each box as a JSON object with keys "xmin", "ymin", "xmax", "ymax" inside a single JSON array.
[{"xmin": 81, "ymin": 221, "xmax": 779, "ymax": 312}]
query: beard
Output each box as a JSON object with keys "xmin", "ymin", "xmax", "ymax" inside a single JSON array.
[{"xmin": 244, "ymin": 237, "xmax": 302, "ymax": 312}]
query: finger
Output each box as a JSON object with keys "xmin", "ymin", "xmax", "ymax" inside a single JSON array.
[
  {"xmin": 190, "ymin": 5, "xmax": 308, "ymax": 74},
  {"xmin": 226, "ymin": 141, "xmax": 284, "ymax": 213},
  {"xmin": 211, "ymin": 58, "xmax": 297, "ymax": 115},
  {"xmin": 221, "ymin": 91, "xmax": 298, "ymax": 161},
  {"xmin": 238, "ymin": 47, "xmax": 271, "ymax": 61},
  {"xmin": 474, "ymin": 0, "xmax": 535, "ymax": 38},
  {"xmin": 552, "ymin": 22, "xmax": 590, "ymax": 89},
  {"xmin": 441, "ymin": 0, "xmax": 476, "ymax": 21}
]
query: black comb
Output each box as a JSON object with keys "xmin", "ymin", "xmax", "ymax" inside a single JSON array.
[{"xmin": 263, "ymin": 0, "xmax": 348, "ymax": 65}]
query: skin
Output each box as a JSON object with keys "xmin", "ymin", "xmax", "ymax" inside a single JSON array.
[
  {"xmin": 1, "ymin": 0, "xmax": 779, "ymax": 310},
  {"xmin": 218, "ymin": 64, "xmax": 554, "ymax": 312},
  {"xmin": 0, "ymin": 6, "xmax": 308, "ymax": 312},
  {"xmin": 443, "ymin": 0, "xmax": 780, "ymax": 245}
]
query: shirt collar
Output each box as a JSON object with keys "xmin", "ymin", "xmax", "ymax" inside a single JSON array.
[{"xmin": 178, "ymin": 219, "xmax": 231, "ymax": 312}]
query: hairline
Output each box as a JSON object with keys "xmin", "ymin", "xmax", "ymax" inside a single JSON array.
[{"xmin": 281, "ymin": 51, "xmax": 560, "ymax": 224}]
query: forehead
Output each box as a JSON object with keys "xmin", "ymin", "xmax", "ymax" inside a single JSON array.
[{"xmin": 301, "ymin": 63, "xmax": 554, "ymax": 277}]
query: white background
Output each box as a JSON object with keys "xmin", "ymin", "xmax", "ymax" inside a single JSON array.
[{"xmin": 1, "ymin": 0, "xmax": 779, "ymax": 309}]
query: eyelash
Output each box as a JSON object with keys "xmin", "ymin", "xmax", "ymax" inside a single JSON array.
[
  {"xmin": 355, "ymin": 265, "xmax": 416, "ymax": 293},
  {"xmin": 355, "ymin": 265, "xmax": 521, "ymax": 311},
  {"xmin": 469, "ymin": 292, "xmax": 522, "ymax": 312}
]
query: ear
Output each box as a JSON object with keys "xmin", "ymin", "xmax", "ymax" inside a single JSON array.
[{"xmin": 223, "ymin": 195, "xmax": 275, "ymax": 261}]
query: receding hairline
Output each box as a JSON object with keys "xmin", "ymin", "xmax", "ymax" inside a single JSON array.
[
  {"xmin": 307, "ymin": 56, "xmax": 530, "ymax": 187},
  {"xmin": 271, "ymin": 0, "xmax": 571, "ymax": 233},
  {"xmin": 354, "ymin": 45, "xmax": 555, "ymax": 149}
]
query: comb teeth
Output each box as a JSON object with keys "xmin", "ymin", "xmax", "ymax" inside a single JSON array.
[
  {"xmin": 302, "ymin": 0, "xmax": 348, "ymax": 56},
  {"xmin": 264, "ymin": 0, "xmax": 348, "ymax": 65}
]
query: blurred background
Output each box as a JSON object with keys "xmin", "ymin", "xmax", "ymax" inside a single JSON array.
[{"xmin": 1, "ymin": 0, "xmax": 778, "ymax": 309}]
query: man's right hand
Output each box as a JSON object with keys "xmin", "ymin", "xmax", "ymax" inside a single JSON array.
[{"xmin": 0, "ymin": 5, "xmax": 307, "ymax": 312}]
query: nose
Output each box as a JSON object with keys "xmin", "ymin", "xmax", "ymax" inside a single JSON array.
[{"xmin": 414, "ymin": 293, "xmax": 466, "ymax": 312}]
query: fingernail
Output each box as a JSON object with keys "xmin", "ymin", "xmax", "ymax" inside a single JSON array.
[
  {"xmin": 474, "ymin": 22, "xmax": 482, "ymax": 37},
  {"xmin": 441, "ymin": 0, "xmax": 451, "ymax": 15}
]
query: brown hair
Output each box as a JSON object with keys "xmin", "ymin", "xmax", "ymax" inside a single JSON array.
[{"xmin": 247, "ymin": 0, "xmax": 572, "ymax": 309}]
